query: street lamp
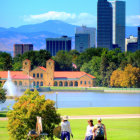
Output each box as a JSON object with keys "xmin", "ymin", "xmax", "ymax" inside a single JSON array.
[
  {"xmin": 56, "ymin": 92, "xmax": 58, "ymax": 109},
  {"xmin": 21, "ymin": 69, "xmax": 30, "ymax": 89}
]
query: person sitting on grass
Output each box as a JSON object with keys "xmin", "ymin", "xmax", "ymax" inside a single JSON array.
[
  {"xmin": 85, "ymin": 119, "xmax": 94, "ymax": 140},
  {"xmin": 61, "ymin": 115, "xmax": 73, "ymax": 140},
  {"xmin": 92, "ymin": 118, "xmax": 107, "ymax": 140}
]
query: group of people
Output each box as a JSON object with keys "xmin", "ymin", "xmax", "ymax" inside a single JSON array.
[{"xmin": 61, "ymin": 116, "xmax": 107, "ymax": 140}]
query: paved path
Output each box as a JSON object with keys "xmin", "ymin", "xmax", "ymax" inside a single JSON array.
[{"xmin": 0, "ymin": 114, "xmax": 140, "ymax": 121}]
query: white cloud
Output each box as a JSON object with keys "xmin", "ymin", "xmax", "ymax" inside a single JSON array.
[
  {"xmin": 24, "ymin": 11, "xmax": 140, "ymax": 27},
  {"xmin": 126, "ymin": 15, "xmax": 140, "ymax": 26},
  {"xmin": 23, "ymin": 11, "xmax": 97, "ymax": 27}
]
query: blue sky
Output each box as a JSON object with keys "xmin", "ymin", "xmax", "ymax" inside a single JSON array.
[{"xmin": 0, "ymin": 0, "xmax": 140, "ymax": 28}]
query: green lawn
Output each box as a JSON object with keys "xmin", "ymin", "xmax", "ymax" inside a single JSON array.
[
  {"xmin": 1, "ymin": 107, "xmax": 140, "ymax": 118},
  {"xmin": 58, "ymin": 107, "xmax": 140, "ymax": 116},
  {"xmin": 1, "ymin": 119, "xmax": 140, "ymax": 140}
]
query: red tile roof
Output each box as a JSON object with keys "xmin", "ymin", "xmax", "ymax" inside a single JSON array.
[
  {"xmin": 0, "ymin": 68, "xmax": 95, "ymax": 80},
  {"xmin": 0, "ymin": 71, "xmax": 33, "ymax": 80},
  {"xmin": 38, "ymin": 66, "xmax": 47, "ymax": 71},
  {"xmin": 54, "ymin": 71, "xmax": 95, "ymax": 79}
]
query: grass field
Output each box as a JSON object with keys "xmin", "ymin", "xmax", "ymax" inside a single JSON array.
[
  {"xmin": 58, "ymin": 107, "xmax": 140, "ymax": 116},
  {"xmin": 1, "ymin": 119, "xmax": 140, "ymax": 140},
  {"xmin": 1, "ymin": 107, "xmax": 140, "ymax": 118}
]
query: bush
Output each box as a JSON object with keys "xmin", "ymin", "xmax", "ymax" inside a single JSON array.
[
  {"xmin": 0, "ymin": 84, "xmax": 6, "ymax": 104},
  {"xmin": 7, "ymin": 89, "xmax": 61, "ymax": 140}
]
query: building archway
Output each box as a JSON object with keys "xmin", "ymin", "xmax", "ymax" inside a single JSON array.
[
  {"xmin": 69, "ymin": 81, "xmax": 73, "ymax": 86},
  {"xmin": 64, "ymin": 81, "xmax": 68, "ymax": 86},
  {"xmin": 37, "ymin": 81, "xmax": 39, "ymax": 87},
  {"xmin": 19, "ymin": 81, "xmax": 22, "ymax": 86},
  {"xmin": 54, "ymin": 81, "xmax": 58, "ymax": 86},
  {"xmin": 74, "ymin": 81, "xmax": 78, "ymax": 87},
  {"xmin": 33, "ymin": 81, "xmax": 36, "ymax": 86},
  {"xmin": 40, "ymin": 82, "xmax": 43, "ymax": 86},
  {"xmin": 59, "ymin": 81, "xmax": 63, "ymax": 87},
  {"xmin": 14, "ymin": 81, "xmax": 17, "ymax": 86}
]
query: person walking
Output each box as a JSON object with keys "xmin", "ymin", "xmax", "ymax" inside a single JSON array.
[
  {"xmin": 61, "ymin": 115, "xmax": 73, "ymax": 140},
  {"xmin": 85, "ymin": 119, "xmax": 94, "ymax": 140},
  {"xmin": 92, "ymin": 118, "xmax": 107, "ymax": 140}
]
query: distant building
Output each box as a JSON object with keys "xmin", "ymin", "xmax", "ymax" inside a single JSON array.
[
  {"xmin": 0, "ymin": 59, "xmax": 96, "ymax": 88},
  {"xmin": 138, "ymin": 27, "xmax": 140, "ymax": 50},
  {"xmin": 46, "ymin": 36, "xmax": 71, "ymax": 56},
  {"xmin": 14, "ymin": 44, "xmax": 33, "ymax": 57},
  {"xmin": 125, "ymin": 36, "xmax": 138, "ymax": 52},
  {"xmin": 111, "ymin": 0, "xmax": 126, "ymax": 52},
  {"xmin": 76, "ymin": 26, "xmax": 96, "ymax": 48},
  {"xmin": 127, "ymin": 42, "xmax": 138, "ymax": 53},
  {"xmin": 97, "ymin": 0, "xmax": 113, "ymax": 50},
  {"xmin": 75, "ymin": 34, "xmax": 90, "ymax": 53}
]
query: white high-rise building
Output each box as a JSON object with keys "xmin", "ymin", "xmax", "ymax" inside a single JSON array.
[
  {"xmin": 125, "ymin": 36, "xmax": 138, "ymax": 52},
  {"xmin": 76, "ymin": 26, "xmax": 96, "ymax": 48},
  {"xmin": 111, "ymin": 0, "xmax": 126, "ymax": 52}
]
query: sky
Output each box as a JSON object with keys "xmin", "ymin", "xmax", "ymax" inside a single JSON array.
[{"xmin": 0, "ymin": 0, "xmax": 140, "ymax": 28}]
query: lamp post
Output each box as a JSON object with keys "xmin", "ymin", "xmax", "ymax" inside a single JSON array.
[
  {"xmin": 21, "ymin": 69, "xmax": 30, "ymax": 89},
  {"xmin": 56, "ymin": 92, "xmax": 58, "ymax": 109}
]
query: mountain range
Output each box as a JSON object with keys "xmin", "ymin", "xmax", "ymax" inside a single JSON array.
[{"xmin": 0, "ymin": 20, "xmax": 138, "ymax": 56}]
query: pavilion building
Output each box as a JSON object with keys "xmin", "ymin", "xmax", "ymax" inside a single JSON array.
[{"xmin": 0, "ymin": 59, "xmax": 96, "ymax": 87}]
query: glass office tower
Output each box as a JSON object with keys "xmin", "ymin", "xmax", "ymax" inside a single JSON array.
[
  {"xmin": 111, "ymin": 0, "xmax": 126, "ymax": 52},
  {"xmin": 138, "ymin": 27, "xmax": 140, "ymax": 50},
  {"xmin": 97, "ymin": 0, "xmax": 113, "ymax": 50},
  {"xmin": 76, "ymin": 26, "xmax": 96, "ymax": 48},
  {"xmin": 46, "ymin": 36, "xmax": 71, "ymax": 56},
  {"xmin": 75, "ymin": 34, "xmax": 90, "ymax": 53}
]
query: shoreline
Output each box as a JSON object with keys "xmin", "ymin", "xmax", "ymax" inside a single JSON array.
[{"xmin": 37, "ymin": 87, "xmax": 140, "ymax": 93}]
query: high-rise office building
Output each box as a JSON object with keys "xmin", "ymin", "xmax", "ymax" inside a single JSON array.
[
  {"xmin": 75, "ymin": 34, "xmax": 90, "ymax": 53},
  {"xmin": 14, "ymin": 44, "xmax": 33, "ymax": 57},
  {"xmin": 125, "ymin": 36, "xmax": 138, "ymax": 52},
  {"xmin": 76, "ymin": 26, "xmax": 96, "ymax": 48},
  {"xmin": 97, "ymin": 0, "xmax": 113, "ymax": 50},
  {"xmin": 138, "ymin": 27, "xmax": 140, "ymax": 50},
  {"xmin": 111, "ymin": 0, "xmax": 126, "ymax": 52},
  {"xmin": 46, "ymin": 36, "xmax": 71, "ymax": 56}
]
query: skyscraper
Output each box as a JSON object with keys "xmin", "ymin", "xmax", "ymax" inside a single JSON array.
[
  {"xmin": 138, "ymin": 27, "xmax": 140, "ymax": 50},
  {"xmin": 97, "ymin": 0, "xmax": 113, "ymax": 50},
  {"xmin": 125, "ymin": 36, "xmax": 138, "ymax": 52},
  {"xmin": 75, "ymin": 34, "xmax": 90, "ymax": 53},
  {"xmin": 14, "ymin": 44, "xmax": 33, "ymax": 57},
  {"xmin": 46, "ymin": 36, "xmax": 71, "ymax": 56},
  {"xmin": 76, "ymin": 26, "xmax": 96, "ymax": 48},
  {"xmin": 111, "ymin": 0, "xmax": 126, "ymax": 52}
]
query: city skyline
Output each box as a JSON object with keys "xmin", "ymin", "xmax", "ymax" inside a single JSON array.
[{"xmin": 0, "ymin": 0, "xmax": 140, "ymax": 28}]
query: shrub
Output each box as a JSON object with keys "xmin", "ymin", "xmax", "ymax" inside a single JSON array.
[
  {"xmin": 0, "ymin": 83, "xmax": 6, "ymax": 104},
  {"xmin": 7, "ymin": 89, "xmax": 61, "ymax": 140}
]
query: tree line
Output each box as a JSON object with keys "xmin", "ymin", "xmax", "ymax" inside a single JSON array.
[{"xmin": 0, "ymin": 48, "xmax": 140, "ymax": 87}]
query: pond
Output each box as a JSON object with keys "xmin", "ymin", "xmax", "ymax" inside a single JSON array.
[{"xmin": 0, "ymin": 91, "xmax": 140, "ymax": 110}]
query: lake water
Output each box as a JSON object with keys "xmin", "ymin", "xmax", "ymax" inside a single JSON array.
[{"xmin": 0, "ymin": 91, "xmax": 140, "ymax": 110}]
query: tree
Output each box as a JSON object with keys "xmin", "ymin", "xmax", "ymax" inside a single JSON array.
[
  {"xmin": 110, "ymin": 65, "xmax": 140, "ymax": 88},
  {"xmin": 54, "ymin": 51, "xmax": 73, "ymax": 71},
  {"xmin": 127, "ymin": 50, "xmax": 140, "ymax": 68},
  {"xmin": 75, "ymin": 48, "xmax": 105, "ymax": 70},
  {"xmin": 122, "ymin": 64, "xmax": 140, "ymax": 88},
  {"xmin": 110, "ymin": 69, "xmax": 123, "ymax": 87},
  {"xmin": 80, "ymin": 56, "xmax": 101, "ymax": 86},
  {"xmin": 100, "ymin": 53, "xmax": 109, "ymax": 86},
  {"xmin": 0, "ymin": 82, "xmax": 6, "ymax": 104},
  {"xmin": 12, "ymin": 50, "xmax": 51, "ymax": 70},
  {"xmin": 7, "ymin": 89, "xmax": 61, "ymax": 140},
  {"xmin": 0, "ymin": 52, "xmax": 12, "ymax": 71}
]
